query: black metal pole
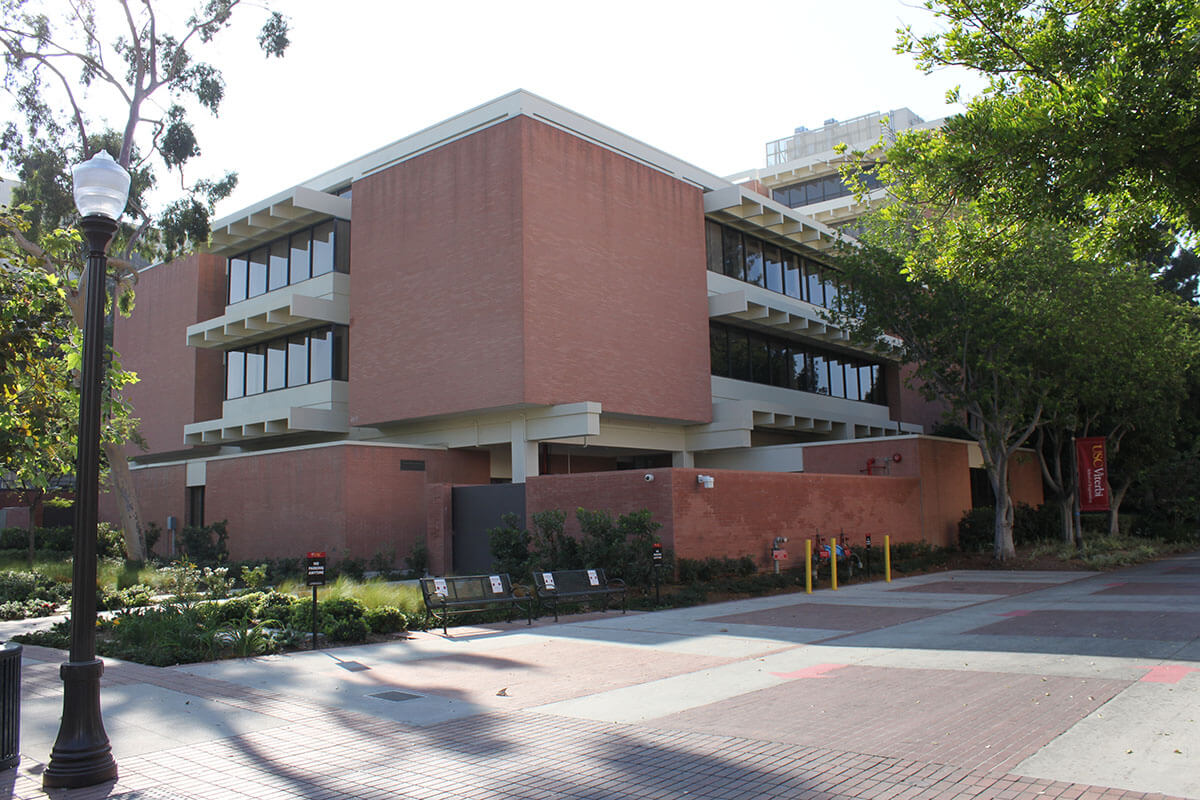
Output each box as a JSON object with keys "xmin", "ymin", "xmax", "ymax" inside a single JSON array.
[{"xmin": 43, "ymin": 215, "xmax": 119, "ymax": 790}]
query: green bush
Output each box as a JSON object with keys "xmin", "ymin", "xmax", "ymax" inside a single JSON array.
[
  {"xmin": 364, "ymin": 605, "xmax": 407, "ymax": 634},
  {"xmin": 180, "ymin": 520, "xmax": 229, "ymax": 565},
  {"xmin": 288, "ymin": 595, "xmax": 370, "ymax": 642},
  {"xmin": 337, "ymin": 555, "xmax": 366, "ymax": 581},
  {"xmin": 253, "ymin": 590, "xmax": 299, "ymax": 623},
  {"xmin": 97, "ymin": 522, "xmax": 126, "ymax": 559},
  {"xmin": 676, "ymin": 556, "xmax": 755, "ymax": 584},
  {"xmin": 0, "ymin": 569, "xmax": 65, "ymax": 603},
  {"xmin": 530, "ymin": 510, "xmax": 577, "ymax": 571},
  {"xmin": 889, "ymin": 541, "xmax": 952, "ymax": 573},
  {"xmin": 959, "ymin": 504, "xmax": 1063, "ymax": 552},
  {"xmin": 488, "ymin": 512, "xmax": 531, "ymax": 577},
  {"xmin": 404, "ymin": 540, "xmax": 429, "ymax": 576}
]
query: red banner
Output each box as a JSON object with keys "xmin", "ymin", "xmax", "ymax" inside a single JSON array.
[{"xmin": 1076, "ymin": 436, "xmax": 1111, "ymax": 512}]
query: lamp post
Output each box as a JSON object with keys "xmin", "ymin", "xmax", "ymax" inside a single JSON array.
[{"xmin": 43, "ymin": 151, "xmax": 129, "ymax": 790}]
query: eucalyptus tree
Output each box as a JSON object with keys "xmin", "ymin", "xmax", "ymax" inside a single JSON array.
[{"xmin": 0, "ymin": 0, "xmax": 288, "ymax": 558}]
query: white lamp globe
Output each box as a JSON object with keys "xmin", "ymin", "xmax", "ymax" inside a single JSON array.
[{"xmin": 72, "ymin": 151, "xmax": 131, "ymax": 220}]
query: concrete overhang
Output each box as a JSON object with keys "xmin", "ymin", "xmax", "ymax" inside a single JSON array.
[
  {"xmin": 704, "ymin": 185, "xmax": 846, "ymax": 253},
  {"xmin": 209, "ymin": 186, "xmax": 352, "ymax": 255},
  {"xmin": 186, "ymin": 273, "xmax": 350, "ymax": 349}
]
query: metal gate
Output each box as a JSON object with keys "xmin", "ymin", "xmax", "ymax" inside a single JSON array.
[{"xmin": 450, "ymin": 484, "xmax": 526, "ymax": 574}]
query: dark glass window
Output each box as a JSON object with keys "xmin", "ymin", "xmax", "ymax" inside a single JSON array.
[
  {"xmin": 728, "ymin": 327, "xmax": 750, "ymax": 380},
  {"xmin": 807, "ymin": 266, "xmax": 825, "ymax": 307},
  {"xmin": 829, "ymin": 357, "xmax": 845, "ymax": 398},
  {"xmin": 186, "ymin": 486, "xmax": 205, "ymax": 528},
  {"xmin": 247, "ymin": 247, "xmax": 268, "ymax": 298},
  {"xmin": 770, "ymin": 341, "xmax": 791, "ymax": 388},
  {"xmin": 824, "ymin": 274, "xmax": 840, "ymax": 310},
  {"xmin": 228, "ymin": 257, "xmax": 248, "ymax": 304},
  {"xmin": 709, "ymin": 325, "xmax": 729, "ymax": 377},
  {"xmin": 750, "ymin": 334, "xmax": 770, "ymax": 384},
  {"xmin": 783, "ymin": 253, "xmax": 803, "ymax": 299},
  {"xmin": 844, "ymin": 360, "xmax": 860, "ymax": 401},
  {"xmin": 812, "ymin": 354, "xmax": 829, "ymax": 394},
  {"xmin": 268, "ymin": 242, "xmax": 289, "ymax": 291},
  {"xmin": 310, "ymin": 327, "xmax": 333, "ymax": 381},
  {"xmin": 312, "ymin": 221, "xmax": 335, "ymax": 277},
  {"xmin": 331, "ymin": 324, "xmax": 349, "ymax": 380},
  {"xmin": 244, "ymin": 344, "xmax": 265, "ymax": 395},
  {"xmin": 226, "ymin": 350, "xmax": 245, "ymax": 399},
  {"xmin": 706, "ymin": 221, "xmax": 723, "ymax": 273},
  {"xmin": 722, "ymin": 227, "xmax": 744, "ymax": 281},
  {"xmin": 266, "ymin": 340, "xmax": 287, "ymax": 391},
  {"xmin": 290, "ymin": 230, "xmax": 312, "ymax": 283},
  {"xmin": 764, "ymin": 245, "xmax": 783, "ymax": 293},
  {"xmin": 334, "ymin": 220, "xmax": 351, "ymax": 273},
  {"xmin": 744, "ymin": 238, "xmax": 765, "ymax": 287},
  {"xmin": 287, "ymin": 334, "xmax": 308, "ymax": 387},
  {"xmin": 794, "ymin": 351, "xmax": 815, "ymax": 392}
]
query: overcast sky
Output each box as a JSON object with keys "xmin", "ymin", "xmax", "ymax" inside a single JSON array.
[{"xmin": 8, "ymin": 1, "xmax": 985, "ymax": 220}]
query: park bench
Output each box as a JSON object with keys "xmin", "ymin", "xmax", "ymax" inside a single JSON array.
[
  {"xmin": 532, "ymin": 568, "xmax": 626, "ymax": 622},
  {"xmin": 420, "ymin": 574, "xmax": 532, "ymax": 636}
]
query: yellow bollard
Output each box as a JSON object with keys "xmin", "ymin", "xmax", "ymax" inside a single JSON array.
[
  {"xmin": 805, "ymin": 539, "xmax": 812, "ymax": 594},
  {"xmin": 831, "ymin": 537, "xmax": 838, "ymax": 591},
  {"xmin": 884, "ymin": 534, "xmax": 892, "ymax": 582}
]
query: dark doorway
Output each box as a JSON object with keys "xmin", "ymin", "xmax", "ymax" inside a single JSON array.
[{"xmin": 450, "ymin": 483, "xmax": 526, "ymax": 574}]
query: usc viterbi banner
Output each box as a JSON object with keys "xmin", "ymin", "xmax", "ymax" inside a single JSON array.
[{"xmin": 1076, "ymin": 436, "xmax": 1111, "ymax": 512}]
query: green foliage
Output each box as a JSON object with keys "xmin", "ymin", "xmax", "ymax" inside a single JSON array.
[
  {"xmin": 368, "ymin": 546, "xmax": 396, "ymax": 575},
  {"xmin": 487, "ymin": 512, "xmax": 532, "ymax": 577},
  {"xmin": 288, "ymin": 596, "xmax": 371, "ymax": 643},
  {"xmin": 180, "ymin": 520, "xmax": 229, "ymax": 565},
  {"xmin": 529, "ymin": 510, "xmax": 574, "ymax": 571},
  {"xmin": 364, "ymin": 605, "xmax": 407, "ymax": 635},
  {"xmin": 888, "ymin": 542, "xmax": 953, "ymax": 574},
  {"xmin": 143, "ymin": 522, "xmax": 162, "ymax": 556},
  {"xmin": 0, "ymin": 569, "xmax": 68, "ymax": 604},
  {"xmin": 577, "ymin": 508, "xmax": 623, "ymax": 575},
  {"xmin": 337, "ymin": 555, "xmax": 365, "ymax": 581},
  {"xmin": 239, "ymin": 563, "xmax": 270, "ymax": 591},
  {"xmin": 404, "ymin": 539, "xmax": 429, "ymax": 576},
  {"xmin": 959, "ymin": 504, "xmax": 1060, "ymax": 552},
  {"xmin": 676, "ymin": 556, "xmax": 757, "ymax": 584}
]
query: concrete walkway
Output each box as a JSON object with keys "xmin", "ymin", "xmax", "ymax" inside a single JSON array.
[{"xmin": 4, "ymin": 551, "xmax": 1198, "ymax": 799}]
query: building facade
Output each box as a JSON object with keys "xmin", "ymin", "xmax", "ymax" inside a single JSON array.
[{"xmin": 105, "ymin": 92, "xmax": 1033, "ymax": 566}]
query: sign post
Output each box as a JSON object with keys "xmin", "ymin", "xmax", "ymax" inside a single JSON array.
[
  {"xmin": 651, "ymin": 543, "xmax": 663, "ymax": 605},
  {"xmin": 306, "ymin": 552, "xmax": 326, "ymax": 650},
  {"xmin": 865, "ymin": 535, "xmax": 872, "ymax": 580}
]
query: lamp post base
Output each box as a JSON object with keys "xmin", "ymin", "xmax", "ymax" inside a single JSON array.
[{"xmin": 42, "ymin": 659, "xmax": 117, "ymax": 789}]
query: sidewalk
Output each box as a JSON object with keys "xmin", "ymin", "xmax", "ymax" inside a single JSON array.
[{"xmin": 5, "ymin": 551, "xmax": 1198, "ymax": 799}]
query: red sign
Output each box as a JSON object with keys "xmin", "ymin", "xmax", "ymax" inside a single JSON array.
[
  {"xmin": 772, "ymin": 549, "xmax": 788, "ymax": 561},
  {"xmin": 1076, "ymin": 436, "xmax": 1111, "ymax": 512}
]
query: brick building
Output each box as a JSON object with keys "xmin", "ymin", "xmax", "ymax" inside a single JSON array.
[{"xmin": 105, "ymin": 91, "xmax": 1040, "ymax": 570}]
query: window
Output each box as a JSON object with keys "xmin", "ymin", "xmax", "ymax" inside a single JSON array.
[
  {"xmin": 186, "ymin": 486, "xmax": 205, "ymax": 528},
  {"xmin": 704, "ymin": 222, "xmax": 845, "ymax": 308},
  {"xmin": 744, "ymin": 238, "xmax": 765, "ymax": 288},
  {"xmin": 224, "ymin": 325, "xmax": 349, "ymax": 399},
  {"xmin": 764, "ymin": 245, "xmax": 783, "ymax": 293},
  {"xmin": 783, "ymin": 253, "xmax": 803, "ymax": 300},
  {"xmin": 722, "ymin": 226, "xmax": 744, "ymax": 281},
  {"xmin": 807, "ymin": 266, "xmax": 825, "ymax": 307},
  {"xmin": 225, "ymin": 218, "xmax": 349, "ymax": 305},
  {"xmin": 706, "ymin": 221, "xmax": 723, "ymax": 274},
  {"xmin": 708, "ymin": 322, "xmax": 886, "ymax": 404}
]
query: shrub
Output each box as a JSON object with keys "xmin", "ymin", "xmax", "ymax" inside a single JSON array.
[
  {"xmin": 368, "ymin": 547, "xmax": 396, "ymax": 575},
  {"xmin": 676, "ymin": 556, "xmax": 755, "ymax": 584},
  {"xmin": 364, "ymin": 605, "xmax": 407, "ymax": 634},
  {"xmin": 97, "ymin": 522, "xmax": 126, "ymax": 559},
  {"xmin": 180, "ymin": 520, "xmax": 229, "ymax": 565},
  {"xmin": 337, "ymin": 555, "xmax": 366, "ymax": 581},
  {"xmin": 201, "ymin": 566, "xmax": 233, "ymax": 599},
  {"xmin": 0, "ymin": 569, "xmax": 65, "ymax": 603},
  {"xmin": 616, "ymin": 509, "xmax": 662, "ymax": 587},
  {"xmin": 530, "ymin": 510, "xmax": 572, "ymax": 571},
  {"xmin": 488, "ymin": 512, "xmax": 531, "ymax": 576},
  {"xmin": 404, "ymin": 540, "xmax": 429, "ymax": 576},
  {"xmin": 252, "ymin": 590, "xmax": 300, "ymax": 623},
  {"xmin": 239, "ymin": 564, "xmax": 270, "ymax": 591},
  {"xmin": 144, "ymin": 521, "xmax": 162, "ymax": 556}
]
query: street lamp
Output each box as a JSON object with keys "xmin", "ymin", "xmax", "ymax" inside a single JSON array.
[{"xmin": 43, "ymin": 151, "xmax": 129, "ymax": 789}]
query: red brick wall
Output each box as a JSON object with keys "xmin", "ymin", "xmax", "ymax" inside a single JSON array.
[
  {"xmin": 114, "ymin": 254, "xmax": 226, "ymax": 455},
  {"xmin": 524, "ymin": 468, "xmax": 930, "ymax": 573},
  {"xmin": 890, "ymin": 362, "xmax": 953, "ymax": 433},
  {"xmin": 1009, "ymin": 451, "xmax": 1045, "ymax": 508},
  {"xmin": 123, "ymin": 464, "xmax": 187, "ymax": 554},
  {"xmin": 349, "ymin": 120, "xmax": 527, "ymax": 425},
  {"xmin": 521, "ymin": 121, "xmax": 712, "ymax": 422},
  {"xmin": 349, "ymin": 116, "xmax": 712, "ymax": 427},
  {"xmin": 425, "ymin": 483, "xmax": 452, "ymax": 575}
]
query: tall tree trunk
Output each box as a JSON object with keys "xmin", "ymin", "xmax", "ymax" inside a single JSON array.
[
  {"xmin": 104, "ymin": 441, "xmax": 146, "ymax": 560},
  {"xmin": 1109, "ymin": 476, "xmax": 1132, "ymax": 537},
  {"xmin": 991, "ymin": 451, "xmax": 1017, "ymax": 561}
]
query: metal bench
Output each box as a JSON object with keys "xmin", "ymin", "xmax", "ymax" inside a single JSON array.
[
  {"xmin": 532, "ymin": 568, "xmax": 627, "ymax": 622},
  {"xmin": 420, "ymin": 574, "xmax": 532, "ymax": 636}
]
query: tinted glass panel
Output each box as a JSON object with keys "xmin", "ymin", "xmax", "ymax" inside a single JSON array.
[
  {"xmin": 287, "ymin": 335, "xmax": 308, "ymax": 387},
  {"xmin": 706, "ymin": 221, "xmax": 723, "ymax": 273},
  {"xmin": 266, "ymin": 340, "xmax": 287, "ymax": 391},
  {"xmin": 226, "ymin": 350, "xmax": 244, "ymax": 399},
  {"xmin": 770, "ymin": 341, "xmax": 790, "ymax": 387},
  {"xmin": 244, "ymin": 345, "xmax": 265, "ymax": 395},
  {"xmin": 728, "ymin": 328, "xmax": 750, "ymax": 380},
  {"xmin": 290, "ymin": 230, "xmax": 311, "ymax": 283},
  {"xmin": 829, "ymin": 358, "xmax": 845, "ymax": 398},
  {"xmin": 844, "ymin": 361, "xmax": 860, "ymax": 400},
  {"xmin": 807, "ymin": 266, "xmax": 825, "ymax": 306},
  {"xmin": 824, "ymin": 274, "xmax": 840, "ymax": 310},
  {"xmin": 794, "ymin": 352, "xmax": 815, "ymax": 392},
  {"xmin": 310, "ymin": 327, "xmax": 333, "ymax": 381},
  {"xmin": 334, "ymin": 220, "xmax": 351, "ymax": 273},
  {"xmin": 744, "ymin": 239, "xmax": 764, "ymax": 287},
  {"xmin": 246, "ymin": 248, "xmax": 268, "ymax": 298},
  {"xmin": 722, "ymin": 227, "xmax": 744, "ymax": 281},
  {"xmin": 764, "ymin": 245, "xmax": 783, "ymax": 292},
  {"xmin": 812, "ymin": 354, "xmax": 829, "ymax": 394},
  {"xmin": 332, "ymin": 324, "xmax": 349, "ymax": 380},
  {"xmin": 709, "ymin": 325, "xmax": 729, "ymax": 377},
  {"xmin": 228, "ymin": 257, "xmax": 248, "ymax": 304},
  {"xmin": 312, "ymin": 221, "xmax": 335, "ymax": 276},
  {"xmin": 783, "ymin": 253, "xmax": 802, "ymax": 299},
  {"xmin": 750, "ymin": 334, "xmax": 770, "ymax": 383},
  {"xmin": 268, "ymin": 243, "xmax": 289, "ymax": 291}
]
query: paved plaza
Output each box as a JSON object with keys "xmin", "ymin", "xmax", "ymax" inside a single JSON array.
[{"xmin": 3, "ymin": 551, "xmax": 1198, "ymax": 799}]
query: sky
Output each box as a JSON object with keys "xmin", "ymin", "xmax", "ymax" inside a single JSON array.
[{"xmin": 7, "ymin": 0, "xmax": 986, "ymax": 220}]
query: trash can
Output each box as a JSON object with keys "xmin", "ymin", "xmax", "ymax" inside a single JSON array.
[{"xmin": 0, "ymin": 642, "xmax": 20, "ymax": 769}]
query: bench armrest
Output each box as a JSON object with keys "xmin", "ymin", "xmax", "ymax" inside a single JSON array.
[{"xmin": 607, "ymin": 578, "xmax": 626, "ymax": 588}]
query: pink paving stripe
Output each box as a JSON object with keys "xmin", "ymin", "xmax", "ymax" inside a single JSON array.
[
  {"xmin": 1136, "ymin": 665, "xmax": 1200, "ymax": 684},
  {"xmin": 769, "ymin": 663, "xmax": 848, "ymax": 680},
  {"xmin": 997, "ymin": 610, "xmax": 1034, "ymax": 617},
  {"xmin": 1104, "ymin": 582, "xmax": 1127, "ymax": 587}
]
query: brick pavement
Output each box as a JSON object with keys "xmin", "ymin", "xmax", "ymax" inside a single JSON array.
[{"xmin": 6, "ymin": 553, "xmax": 1198, "ymax": 799}]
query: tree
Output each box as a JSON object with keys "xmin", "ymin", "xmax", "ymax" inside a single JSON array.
[
  {"xmin": 835, "ymin": 128, "xmax": 1197, "ymax": 560},
  {"xmin": 898, "ymin": 0, "xmax": 1200, "ymax": 253},
  {"xmin": 0, "ymin": 0, "xmax": 289, "ymax": 558}
]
